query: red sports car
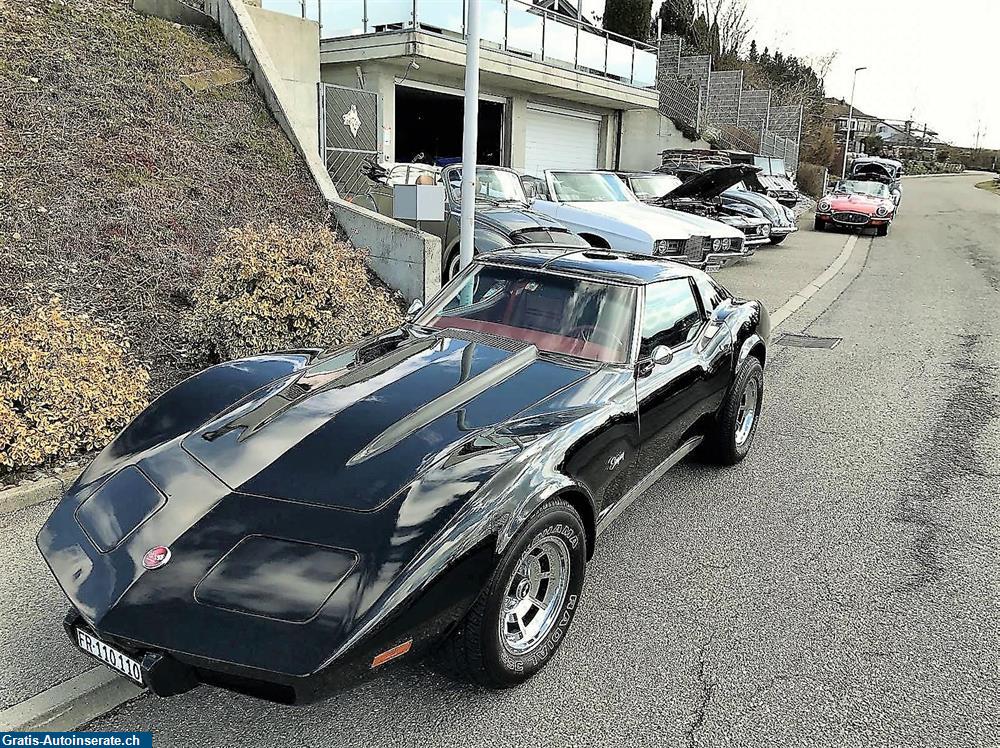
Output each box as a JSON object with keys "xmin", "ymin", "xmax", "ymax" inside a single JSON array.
[{"xmin": 814, "ymin": 179, "xmax": 896, "ymax": 236}]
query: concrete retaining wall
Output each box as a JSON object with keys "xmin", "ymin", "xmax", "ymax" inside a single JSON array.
[
  {"xmin": 132, "ymin": 0, "xmax": 213, "ymax": 27},
  {"xmin": 619, "ymin": 110, "xmax": 710, "ymax": 171}
]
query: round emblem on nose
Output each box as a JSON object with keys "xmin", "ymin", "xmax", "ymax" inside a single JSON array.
[{"xmin": 142, "ymin": 546, "xmax": 171, "ymax": 570}]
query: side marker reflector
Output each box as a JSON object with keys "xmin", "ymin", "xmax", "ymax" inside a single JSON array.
[{"xmin": 371, "ymin": 639, "xmax": 412, "ymax": 668}]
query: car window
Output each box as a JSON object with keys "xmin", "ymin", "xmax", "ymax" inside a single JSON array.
[
  {"xmin": 416, "ymin": 264, "xmax": 637, "ymax": 364},
  {"xmin": 628, "ymin": 175, "xmax": 682, "ymax": 200},
  {"xmin": 548, "ymin": 172, "xmax": 635, "ymax": 203},
  {"xmin": 639, "ymin": 280, "xmax": 702, "ymax": 356},
  {"xmin": 694, "ymin": 275, "xmax": 729, "ymax": 313}
]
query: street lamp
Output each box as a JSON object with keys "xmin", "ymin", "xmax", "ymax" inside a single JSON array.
[{"xmin": 842, "ymin": 66, "xmax": 867, "ymax": 177}]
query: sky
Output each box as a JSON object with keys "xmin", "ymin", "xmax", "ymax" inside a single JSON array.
[{"xmin": 584, "ymin": 0, "xmax": 1000, "ymax": 149}]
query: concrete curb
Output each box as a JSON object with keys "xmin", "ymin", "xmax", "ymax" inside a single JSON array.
[
  {"xmin": 771, "ymin": 234, "xmax": 859, "ymax": 329},
  {"xmin": 0, "ymin": 666, "xmax": 143, "ymax": 731},
  {"xmin": 0, "ymin": 468, "xmax": 83, "ymax": 515}
]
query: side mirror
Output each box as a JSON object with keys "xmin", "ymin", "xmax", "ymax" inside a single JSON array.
[
  {"xmin": 522, "ymin": 180, "xmax": 539, "ymax": 200},
  {"xmin": 405, "ymin": 298, "xmax": 424, "ymax": 320},
  {"xmin": 650, "ymin": 345, "xmax": 674, "ymax": 366}
]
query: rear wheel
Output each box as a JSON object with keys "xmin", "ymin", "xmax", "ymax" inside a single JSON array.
[
  {"xmin": 441, "ymin": 500, "xmax": 587, "ymax": 688},
  {"xmin": 442, "ymin": 246, "xmax": 462, "ymax": 283},
  {"xmin": 705, "ymin": 356, "xmax": 764, "ymax": 465}
]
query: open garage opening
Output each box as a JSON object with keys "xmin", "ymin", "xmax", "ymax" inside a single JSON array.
[{"xmin": 394, "ymin": 84, "xmax": 504, "ymax": 167}]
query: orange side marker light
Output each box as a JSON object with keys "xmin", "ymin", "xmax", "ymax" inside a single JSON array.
[{"xmin": 371, "ymin": 639, "xmax": 413, "ymax": 668}]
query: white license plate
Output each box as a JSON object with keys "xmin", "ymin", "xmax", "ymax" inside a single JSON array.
[{"xmin": 76, "ymin": 628, "xmax": 143, "ymax": 684}]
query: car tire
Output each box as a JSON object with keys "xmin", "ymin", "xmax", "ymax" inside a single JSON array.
[
  {"xmin": 441, "ymin": 499, "xmax": 587, "ymax": 688},
  {"xmin": 876, "ymin": 224, "xmax": 889, "ymax": 237},
  {"xmin": 769, "ymin": 235, "xmax": 787, "ymax": 245},
  {"xmin": 442, "ymin": 246, "xmax": 462, "ymax": 283},
  {"xmin": 705, "ymin": 356, "xmax": 764, "ymax": 465},
  {"xmin": 813, "ymin": 218, "xmax": 824, "ymax": 232}
]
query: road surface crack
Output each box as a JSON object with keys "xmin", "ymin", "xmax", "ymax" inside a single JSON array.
[{"xmin": 685, "ymin": 631, "xmax": 718, "ymax": 748}]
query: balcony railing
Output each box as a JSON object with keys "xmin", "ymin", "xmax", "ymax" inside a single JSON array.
[{"xmin": 262, "ymin": 0, "xmax": 658, "ymax": 88}]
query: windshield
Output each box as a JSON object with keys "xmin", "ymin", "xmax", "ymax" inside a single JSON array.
[
  {"xmin": 836, "ymin": 180, "xmax": 891, "ymax": 198},
  {"xmin": 752, "ymin": 157, "xmax": 787, "ymax": 177},
  {"xmin": 629, "ymin": 175, "xmax": 683, "ymax": 200},
  {"xmin": 549, "ymin": 172, "xmax": 635, "ymax": 203},
  {"xmin": 416, "ymin": 264, "xmax": 636, "ymax": 364},
  {"xmin": 446, "ymin": 167, "xmax": 527, "ymax": 204}
]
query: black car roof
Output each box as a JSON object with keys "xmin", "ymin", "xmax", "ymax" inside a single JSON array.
[{"xmin": 480, "ymin": 245, "xmax": 699, "ymax": 285}]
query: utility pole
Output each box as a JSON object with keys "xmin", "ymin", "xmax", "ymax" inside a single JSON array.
[
  {"xmin": 458, "ymin": 0, "xmax": 481, "ymax": 274},
  {"xmin": 842, "ymin": 66, "xmax": 867, "ymax": 177}
]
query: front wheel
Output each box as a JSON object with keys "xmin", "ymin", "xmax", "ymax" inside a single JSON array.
[
  {"xmin": 441, "ymin": 500, "xmax": 587, "ymax": 688},
  {"xmin": 705, "ymin": 356, "xmax": 764, "ymax": 465},
  {"xmin": 442, "ymin": 247, "xmax": 462, "ymax": 283},
  {"xmin": 813, "ymin": 218, "xmax": 825, "ymax": 232},
  {"xmin": 769, "ymin": 234, "xmax": 787, "ymax": 245}
]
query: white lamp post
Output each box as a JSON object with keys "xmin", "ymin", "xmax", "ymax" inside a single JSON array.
[
  {"xmin": 459, "ymin": 0, "xmax": 481, "ymax": 273},
  {"xmin": 842, "ymin": 66, "xmax": 867, "ymax": 177}
]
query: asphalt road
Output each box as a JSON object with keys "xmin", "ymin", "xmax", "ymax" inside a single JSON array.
[{"xmin": 6, "ymin": 174, "xmax": 999, "ymax": 745}]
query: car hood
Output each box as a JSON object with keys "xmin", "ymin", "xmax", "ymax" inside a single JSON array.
[
  {"xmin": 825, "ymin": 193, "xmax": 893, "ymax": 213},
  {"xmin": 181, "ymin": 332, "xmax": 589, "ymax": 511},
  {"xmin": 477, "ymin": 203, "xmax": 566, "ymax": 233},
  {"xmin": 667, "ymin": 165, "xmax": 760, "ymax": 200},
  {"xmin": 566, "ymin": 200, "xmax": 742, "ymax": 240}
]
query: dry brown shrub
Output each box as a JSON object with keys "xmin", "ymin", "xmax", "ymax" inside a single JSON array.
[
  {"xmin": 0, "ymin": 299, "xmax": 149, "ymax": 472},
  {"xmin": 184, "ymin": 223, "xmax": 404, "ymax": 362}
]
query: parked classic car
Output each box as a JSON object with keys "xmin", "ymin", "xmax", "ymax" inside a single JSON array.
[
  {"xmin": 654, "ymin": 159, "xmax": 798, "ymax": 245},
  {"xmin": 619, "ymin": 167, "xmax": 772, "ymax": 247},
  {"xmin": 526, "ymin": 170, "xmax": 747, "ymax": 269},
  {"xmin": 814, "ymin": 179, "xmax": 896, "ymax": 235},
  {"xmin": 38, "ymin": 246, "xmax": 770, "ymax": 704},
  {"xmin": 660, "ymin": 149, "xmax": 801, "ymax": 208},
  {"xmin": 363, "ymin": 162, "xmax": 587, "ymax": 280},
  {"xmin": 849, "ymin": 156, "xmax": 903, "ymax": 206}
]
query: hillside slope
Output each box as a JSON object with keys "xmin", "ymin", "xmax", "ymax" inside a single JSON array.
[{"xmin": 0, "ymin": 0, "xmax": 330, "ymax": 391}]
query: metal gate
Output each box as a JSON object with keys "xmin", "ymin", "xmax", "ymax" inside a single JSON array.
[{"xmin": 318, "ymin": 82, "xmax": 380, "ymax": 198}]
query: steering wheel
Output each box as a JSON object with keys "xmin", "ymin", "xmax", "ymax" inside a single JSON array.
[{"xmin": 566, "ymin": 325, "xmax": 625, "ymax": 352}]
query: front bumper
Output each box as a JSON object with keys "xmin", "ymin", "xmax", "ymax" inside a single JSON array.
[
  {"xmin": 770, "ymin": 223, "xmax": 798, "ymax": 237},
  {"xmin": 816, "ymin": 213, "xmax": 891, "ymax": 229}
]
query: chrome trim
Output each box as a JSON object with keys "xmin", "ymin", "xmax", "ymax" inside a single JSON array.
[{"xmin": 595, "ymin": 435, "xmax": 704, "ymax": 535}]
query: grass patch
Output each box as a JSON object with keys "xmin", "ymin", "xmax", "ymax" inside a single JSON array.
[
  {"xmin": 975, "ymin": 179, "xmax": 1000, "ymax": 196},
  {"xmin": 0, "ymin": 0, "xmax": 331, "ymax": 394}
]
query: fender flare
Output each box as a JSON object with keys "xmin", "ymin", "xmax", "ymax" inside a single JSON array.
[
  {"xmin": 495, "ymin": 474, "xmax": 597, "ymax": 560},
  {"xmin": 82, "ymin": 352, "xmax": 315, "ymax": 482}
]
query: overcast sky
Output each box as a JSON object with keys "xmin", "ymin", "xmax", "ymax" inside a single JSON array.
[{"xmin": 583, "ymin": 0, "xmax": 999, "ymax": 148}]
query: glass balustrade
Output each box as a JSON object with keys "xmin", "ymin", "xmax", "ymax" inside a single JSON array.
[{"xmin": 273, "ymin": 0, "xmax": 656, "ymax": 88}]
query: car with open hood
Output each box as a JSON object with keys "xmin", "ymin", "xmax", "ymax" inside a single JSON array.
[
  {"xmin": 620, "ymin": 166, "xmax": 772, "ymax": 247},
  {"xmin": 848, "ymin": 157, "xmax": 903, "ymax": 206},
  {"xmin": 38, "ymin": 247, "xmax": 770, "ymax": 704},
  {"xmin": 814, "ymin": 179, "xmax": 896, "ymax": 235},
  {"xmin": 526, "ymin": 170, "xmax": 747, "ymax": 270},
  {"xmin": 362, "ymin": 162, "xmax": 588, "ymax": 281}
]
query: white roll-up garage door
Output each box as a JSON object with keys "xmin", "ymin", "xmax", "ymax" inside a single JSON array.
[{"xmin": 524, "ymin": 104, "xmax": 602, "ymax": 177}]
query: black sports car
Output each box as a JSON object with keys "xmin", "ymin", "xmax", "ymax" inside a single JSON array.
[{"xmin": 38, "ymin": 247, "xmax": 770, "ymax": 704}]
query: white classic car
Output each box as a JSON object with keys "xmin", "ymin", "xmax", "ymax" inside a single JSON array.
[{"xmin": 524, "ymin": 170, "xmax": 749, "ymax": 269}]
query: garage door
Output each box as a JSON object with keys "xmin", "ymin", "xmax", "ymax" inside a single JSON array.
[{"xmin": 524, "ymin": 104, "xmax": 601, "ymax": 177}]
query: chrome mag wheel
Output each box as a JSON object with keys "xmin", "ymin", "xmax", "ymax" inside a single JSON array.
[
  {"xmin": 498, "ymin": 534, "xmax": 572, "ymax": 654},
  {"xmin": 735, "ymin": 377, "xmax": 759, "ymax": 446}
]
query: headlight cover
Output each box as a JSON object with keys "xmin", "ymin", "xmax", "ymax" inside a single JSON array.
[
  {"xmin": 712, "ymin": 238, "xmax": 722, "ymax": 252},
  {"xmin": 818, "ymin": 200, "xmax": 832, "ymax": 213},
  {"xmin": 876, "ymin": 204, "xmax": 890, "ymax": 217}
]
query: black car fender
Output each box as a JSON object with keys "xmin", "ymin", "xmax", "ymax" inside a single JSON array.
[{"xmin": 81, "ymin": 352, "xmax": 316, "ymax": 485}]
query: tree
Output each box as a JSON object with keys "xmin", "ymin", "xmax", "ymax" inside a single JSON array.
[
  {"xmin": 603, "ymin": 0, "xmax": 653, "ymax": 42},
  {"xmin": 653, "ymin": 0, "xmax": 752, "ymax": 66}
]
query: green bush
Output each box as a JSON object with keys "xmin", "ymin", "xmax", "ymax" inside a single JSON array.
[
  {"xmin": 184, "ymin": 223, "xmax": 403, "ymax": 362},
  {"xmin": 0, "ymin": 299, "xmax": 149, "ymax": 472}
]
